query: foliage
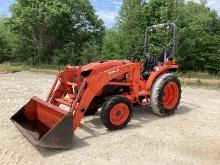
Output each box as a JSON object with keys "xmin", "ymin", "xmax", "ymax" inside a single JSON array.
[
  {"xmin": 7, "ymin": 0, "xmax": 104, "ymax": 64},
  {"xmin": 109, "ymin": 0, "xmax": 220, "ymax": 74},
  {"xmin": 0, "ymin": 0, "xmax": 220, "ymax": 75},
  {"xmin": 0, "ymin": 18, "xmax": 18, "ymax": 62},
  {"xmin": 117, "ymin": 0, "xmax": 146, "ymax": 60},
  {"xmin": 81, "ymin": 40, "xmax": 102, "ymax": 64},
  {"xmin": 176, "ymin": 1, "xmax": 220, "ymax": 73},
  {"xmin": 101, "ymin": 29, "xmax": 124, "ymax": 59}
]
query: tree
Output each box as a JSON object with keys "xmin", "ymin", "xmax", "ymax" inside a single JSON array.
[
  {"xmin": 101, "ymin": 29, "xmax": 124, "ymax": 60},
  {"xmin": 176, "ymin": 1, "xmax": 220, "ymax": 71},
  {"xmin": 0, "ymin": 17, "xmax": 18, "ymax": 63},
  {"xmin": 115, "ymin": 0, "xmax": 220, "ymax": 74},
  {"xmin": 116, "ymin": 0, "xmax": 185, "ymax": 60},
  {"xmin": 9, "ymin": 0, "xmax": 104, "ymax": 64},
  {"xmin": 117, "ymin": 0, "xmax": 146, "ymax": 60}
]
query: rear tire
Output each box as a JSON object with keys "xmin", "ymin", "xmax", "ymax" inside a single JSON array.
[
  {"xmin": 101, "ymin": 95, "xmax": 133, "ymax": 130},
  {"xmin": 150, "ymin": 73, "xmax": 181, "ymax": 116}
]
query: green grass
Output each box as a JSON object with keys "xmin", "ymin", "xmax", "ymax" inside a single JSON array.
[
  {"xmin": 177, "ymin": 71, "xmax": 220, "ymax": 89},
  {"xmin": 1, "ymin": 62, "xmax": 220, "ymax": 89},
  {"xmin": 181, "ymin": 80, "xmax": 220, "ymax": 90},
  {"xmin": 176, "ymin": 71, "xmax": 220, "ymax": 79},
  {"xmin": 0, "ymin": 62, "xmax": 63, "ymax": 74},
  {"xmin": 0, "ymin": 63, "xmax": 30, "ymax": 73}
]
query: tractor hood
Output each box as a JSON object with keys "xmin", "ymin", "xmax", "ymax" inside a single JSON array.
[{"xmin": 81, "ymin": 60, "xmax": 131, "ymax": 73}]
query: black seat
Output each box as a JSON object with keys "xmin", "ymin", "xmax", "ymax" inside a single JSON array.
[
  {"xmin": 141, "ymin": 56, "xmax": 158, "ymax": 80},
  {"xmin": 159, "ymin": 50, "xmax": 171, "ymax": 62}
]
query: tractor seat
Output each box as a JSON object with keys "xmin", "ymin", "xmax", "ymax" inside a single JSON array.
[
  {"xmin": 159, "ymin": 50, "xmax": 171, "ymax": 62},
  {"xmin": 141, "ymin": 56, "xmax": 158, "ymax": 80}
]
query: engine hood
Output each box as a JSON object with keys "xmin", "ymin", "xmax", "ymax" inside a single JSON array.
[{"xmin": 81, "ymin": 60, "xmax": 131, "ymax": 73}]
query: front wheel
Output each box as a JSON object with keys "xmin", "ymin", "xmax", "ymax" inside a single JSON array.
[
  {"xmin": 151, "ymin": 73, "xmax": 181, "ymax": 116},
  {"xmin": 101, "ymin": 95, "xmax": 133, "ymax": 130}
]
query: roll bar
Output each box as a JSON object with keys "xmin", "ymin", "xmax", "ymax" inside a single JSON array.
[{"xmin": 144, "ymin": 22, "xmax": 177, "ymax": 58}]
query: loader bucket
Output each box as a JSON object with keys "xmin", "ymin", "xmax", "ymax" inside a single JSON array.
[{"xmin": 10, "ymin": 96, "xmax": 73, "ymax": 149}]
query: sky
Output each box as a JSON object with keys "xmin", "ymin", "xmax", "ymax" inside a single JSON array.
[{"xmin": 0, "ymin": 0, "xmax": 219, "ymax": 28}]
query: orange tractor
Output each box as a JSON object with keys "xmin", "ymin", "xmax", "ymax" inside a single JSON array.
[{"xmin": 11, "ymin": 23, "xmax": 181, "ymax": 149}]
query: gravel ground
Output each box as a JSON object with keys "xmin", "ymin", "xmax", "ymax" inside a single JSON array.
[{"xmin": 0, "ymin": 71, "xmax": 219, "ymax": 165}]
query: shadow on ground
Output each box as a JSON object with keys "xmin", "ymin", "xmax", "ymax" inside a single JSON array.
[{"xmin": 36, "ymin": 104, "xmax": 193, "ymax": 157}]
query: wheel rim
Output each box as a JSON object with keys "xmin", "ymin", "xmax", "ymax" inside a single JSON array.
[
  {"xmin": 110, "ymin": 103, "xmax": 129, "ymax": 125},
  {"xmin": 162, "ymin": 82, "xmax": 179, "ymax": 109}
]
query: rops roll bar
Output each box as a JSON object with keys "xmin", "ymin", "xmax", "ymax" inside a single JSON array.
[{"xmin": 144, "ymin": 22, "xmax": 177, "ymax": 58}]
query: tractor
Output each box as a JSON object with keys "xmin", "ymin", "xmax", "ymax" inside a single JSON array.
[{"xmin": 11, "ymin": 23, "xmax": 181, "ymax": 149}]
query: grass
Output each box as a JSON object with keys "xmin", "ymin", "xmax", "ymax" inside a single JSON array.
[
  {"xmin": 176, "ymin": 71, "xmax": 220, "ymax": 79},
  {"xmin": 0, "ymin": 62, "xmax": 63, "ymax": 74},
  {"xmin": 181, "ymin": 80, "xmax": 220, "ymax": 90},
  {"xmin": 1, "ymin": 62, "xmax": 220, "ymax": 89},
  {"xmin": 177, "ymin": 72, "xmax": 220, "ymax": 89},
  {"xmin": 0, "ymin": 63, "xmax": 29, "ymax": 73}
]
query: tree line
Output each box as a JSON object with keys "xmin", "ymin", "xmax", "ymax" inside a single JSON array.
[{"xmin": 0, "ymin": 0, "xmax": 220, "ymax": 74}]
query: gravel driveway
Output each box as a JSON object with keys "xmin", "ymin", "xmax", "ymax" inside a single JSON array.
[{"xmin": 0, "ymin": 72, "xmax": 219, "ymax": 165}]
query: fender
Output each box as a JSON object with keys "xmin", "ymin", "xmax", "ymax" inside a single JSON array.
[{"xmin": 145, "ymin": 62, "xmax": 179, "ymax": 94}]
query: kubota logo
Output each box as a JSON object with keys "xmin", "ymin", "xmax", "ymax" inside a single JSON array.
[{"xmin": 108, "ymin": 69, "xmax": 120, "ymax": 75}]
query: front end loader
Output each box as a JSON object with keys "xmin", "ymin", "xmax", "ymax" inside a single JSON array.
[{"xmin": 11, "ymin": 23, "xmax": 181, "ymax": 149}]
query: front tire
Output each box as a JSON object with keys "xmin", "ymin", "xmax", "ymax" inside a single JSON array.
[
  {"xmin": 151, "ymin": 73, "xmax": 181, "ymax": 116},
  {"xmin": 101, "ymin": 95, "xmax": 133, "ymax": 130}
]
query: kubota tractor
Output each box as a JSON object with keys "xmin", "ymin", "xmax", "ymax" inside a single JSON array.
[{"xmin": 11, "ymin": 23, "xmax": 181, "ymax": 149}]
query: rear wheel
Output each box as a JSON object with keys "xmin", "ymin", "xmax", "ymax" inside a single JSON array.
[
  {"xmin": 101, "ymin": 95, "xmax": 133, "ymax": 130},
  {"xmin": 151, "ymin": 73, "xmax": 181, "ymax": 116}
]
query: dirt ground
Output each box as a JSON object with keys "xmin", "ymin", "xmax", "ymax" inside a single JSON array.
[{"xmin": 0, "ymin": 71, "xmax": 220, "ymax": 165}]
